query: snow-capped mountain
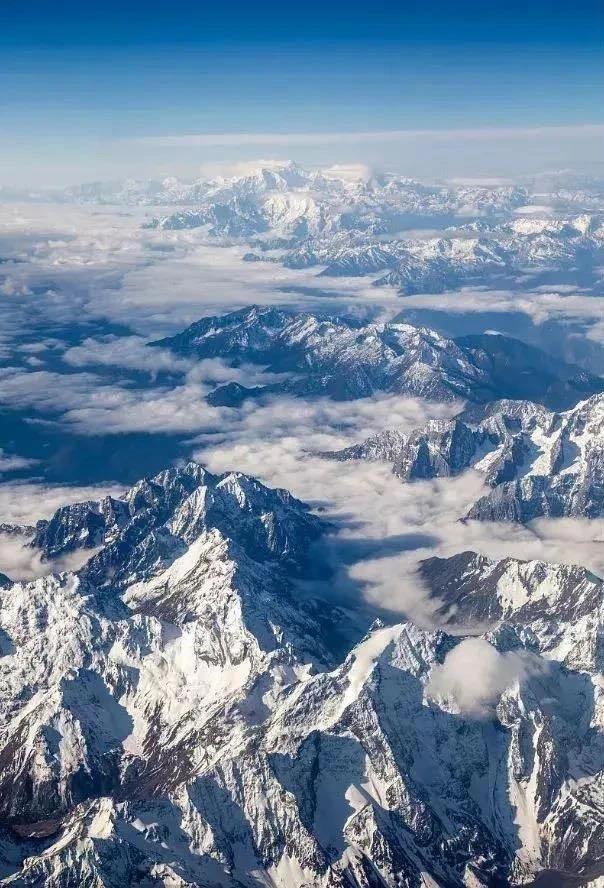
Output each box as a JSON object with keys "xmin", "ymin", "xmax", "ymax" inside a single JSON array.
[
  {"xmin": 264, "ymin": 212, "xmax": 604, "ymax": 294},
  {"xmin": 7, "ymin": 162, "xmax": 604, "ymax": 295},
  {"xmin": 152, "ymin": 306, "xmax": 604, "ymax": 408},
  {"xmin": 30, "ymin": 460, "xmax": 322, "ymax": 585},
  {"xmin": 141, "ymin": 166, "xmax": 535, "ymax": 250},
  {"xmin": 0, "ymin": 463, "xmax": 356, "ymax": 860},
  {"xmin": 2, "ymin": 159, "xmax": 604, "ymax": 885},
  {"xmin": 1, "ymin": 620, "xmax": 602, "ymax": 886},
  {"xmin": 92, "ymin": 162, "xmax": 602, "ymax": 296},
  {"xmin": 327, "ymin": 393, "xmax": 604, "ymax": 521},
  {"xmin": 48, "ymin": 161, "xmax": 529, "ymax": 216},
  {"xmin": 0, "ymin": 459, "xmax": 602, "ymax": 886},
  {"xmin": 1, "ymin": 162, "xmax": 535, "ymax": 237},
  {"xmin": 19, "ymin": 163, "xmax": 604, "ymax": 221}
]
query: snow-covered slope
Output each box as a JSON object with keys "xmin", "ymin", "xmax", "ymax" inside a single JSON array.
[
  {"xmin": 1, "ymin": 618, "xmax": 601, "ymax": 887},
  {"xmin": 0, "ymin": 462, "xmax": 355, "ymax": 837},
  {"xmin": 0, "ymin": 459, "xmax": 602, "ymax": 886},
  {"xmin": 327, "ymin": 394, "xmax": 604, "ymax": 521},
  {"xmin": 152, "ymin": 306, "xmax": 604, "ymax": 409},
  {"xmin": 30, "ymin": 460, "xmax": 322, "ymax": 583},
  {"xmin": 272, "ymin": 213, "xmax": 604, "ymax": 294}
]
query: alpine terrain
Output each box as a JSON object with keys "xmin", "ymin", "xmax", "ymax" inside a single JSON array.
[
  {"xmin": 326, "ymin": 393, "xmax": 604, "ymax": 521},
  {"xmin": 0, "ymin": 460, "xmax": 601, "ymax": 887},
  {"xmin": 1, "ymin": 158, "xmax": 603, "ymax": 886}
]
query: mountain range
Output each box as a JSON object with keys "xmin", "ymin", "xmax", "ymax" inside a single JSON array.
[
  {"xmin": 269, "ymin": 213, "xmax": 604, "ymax": 295},
  {"xmin": 419, "ymin": 549, "xmax": 602, "ymax": 671},
  {"xmin": 6, "ymin": 165, "xmax": 604, "ymax": 215},
  {"xmin": 1, "ymin": 160, "xmax": 603, "ymax": 885},
  {"xmin": 5, "ymin": 162, "xmax": 528, "ymax": 214},
  {"xmin": 137, "ymin": 164, "xmax": 604, "ymax": 295},
  {"xmin": 152, "ymin": 306, "xmax": 604, "ymax": 410},
  {"xmin": 5, "ymin": 162, "xmax": 603, "ymax": 297},
  {"xmin": 0, "ymin": 460, "xmax": 602, "ymax": 886}
]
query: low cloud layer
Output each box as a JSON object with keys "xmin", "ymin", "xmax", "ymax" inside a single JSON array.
[{"xmin": 1, "ymin": 198, "xmax": 603, "ymax": 619}]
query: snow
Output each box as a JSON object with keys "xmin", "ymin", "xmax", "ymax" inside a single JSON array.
[
  {"xmin": 86, "ymin": 799, "xmax": 115, "ymax": 839},
  {"xmin": 0, "ymin": 447, "xmax": 602, "ymax": 886},
  {"xmin": 340, "ymin": 625, "xmax": 399, "ymax": 709}
]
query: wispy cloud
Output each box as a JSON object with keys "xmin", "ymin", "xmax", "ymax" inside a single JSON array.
[{"xmin": 133, "ymin": 124, "xmax": 604, "ymax": 149}]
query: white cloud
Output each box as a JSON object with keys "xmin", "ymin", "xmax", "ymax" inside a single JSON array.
[
  {"xmin": 195, "ymin": 395, "xmax": 604, "ymax": 622},
  {"xmin": 0, "ymin": 277, "xmax": 33, "ymax": 297},
  {"xmin": 397, "ymin": 285, "xmax": 604, "ymax": 333},
  {"xmin": 0, "ymin": 206, "xmax": 397, "ymax": 345},
  {"xmin": 0, "ymin": 534, "xmax": 100, "ymax": 582},
  {"xmin": 62, "ymin": 335, "xmax": 287, "ymax": 385},
  {"xmin": 62, "ymin": 336, "xmax": 193, "ymax": 376},
  {"xmin": 426, "ymin": 638, "xmax": 545, "ymax": 716},
  {"xmin": 321, "ymin": 163, "xmax": 374, "ymax": 182},
  {"xmin": 61, "ymin": 378, "xmax": 225, "ymax": 435},
  {"xmin": 3, "ymin": 203, "xmax": 600, "ymax": 360},
  {"xmin": 0, "ymin": 359, "xmax": 294, "ymax": 436},
  {"xmin": 0, "ymin": 481, "xmax": 125, "ymax": 527},
  {"xmin": 133, "ymin": 124, "xmax": 604, "ymax": 149},
  {"xmin": 110, "ymin": 241, "xmax": 393, "ymax": 336},
  {"xmin": 0, "ymin": 367, "xmax": 114, "ymax": 414}
]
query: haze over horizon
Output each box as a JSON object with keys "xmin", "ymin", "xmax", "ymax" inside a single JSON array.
[{"xmin": 1, "ymin": 0, "xmax": 603, "ymax": 185}]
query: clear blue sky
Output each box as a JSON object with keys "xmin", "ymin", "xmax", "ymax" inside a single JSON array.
[{"xmin": 1, "ymin": 0, "xmax": 603, "ymax": 185}]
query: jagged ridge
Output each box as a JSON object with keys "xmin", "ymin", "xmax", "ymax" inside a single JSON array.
[{"xmin": 151, "ymin": 306, "xmax": 604, "ymax": 409}]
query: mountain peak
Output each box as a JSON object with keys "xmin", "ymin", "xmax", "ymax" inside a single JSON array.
[{"xmin": 28, "ymin": 460, "xmax": 323, "ymax": 589}]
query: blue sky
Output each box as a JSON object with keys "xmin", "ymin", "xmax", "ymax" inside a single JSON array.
[{"xmin": 1, "ymin": 0, "xmax": 603, "ymax": 185}]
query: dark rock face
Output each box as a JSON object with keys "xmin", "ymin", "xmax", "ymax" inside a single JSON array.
[
  {"xmin": 206, "ymin": 381, "xmax": 265, "ymax": 406},
  {"xmin": 454, "ymin": 334, "xmax": 603, "ymax": 411},
  {"xmin": 323, "ymin": 429, "xmax": 407, "ymax": 463},
  {"xmin": 393, "ymin": 418, "xmax": 479, "ymax": 480},
  {"xmin": 32, "ymin": 498, "xmax": 131, "ymax": 559}
]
